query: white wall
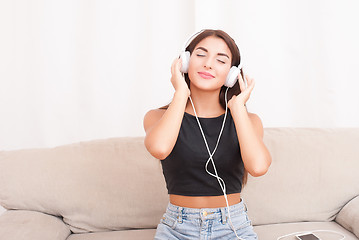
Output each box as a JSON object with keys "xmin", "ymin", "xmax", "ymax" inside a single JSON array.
[
  {"xmin": 0, "ymin": 0, "xmax": 190, "ymax": 151},
  {"xmin": 1, "ymin": 0, "xmax": 359, "ymax": 152},
  {"xmin": 1, "ymin": 0, "xmax": 359, "ymax": 214}
]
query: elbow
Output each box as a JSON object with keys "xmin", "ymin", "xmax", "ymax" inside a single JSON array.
[
  {"xmin": 247, "ymin": 155, "xmax": 272, "ymax": 177},
  {"xmin": 249, "ymin": 167, "xmax": 269, "ymax": 177},
  {"xmin": 151, "ymin": 148, "xmax": 170, "ymax": 160},
  {"xmin": 144, "ymin": 139, "xmax": 171, "ymax": 160}
]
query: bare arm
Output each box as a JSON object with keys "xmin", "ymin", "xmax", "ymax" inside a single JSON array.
[
  {"xmin": 143, "ymin": 59, "xmax": 190, "ymax": 160},
  {"xmin": 228, "ymin": 75, "xmax": 272, "ymax": 177}
]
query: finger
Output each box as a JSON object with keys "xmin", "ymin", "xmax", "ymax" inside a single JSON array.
[
  {"xmin": 248, "ymin": 76, "xmax": 255, "ymax": 87},
  {"xmin": 245, "ymin": 75, "xmax": 255, "ymax": 88},
  {"xmin": 246, "ymin": 78, "xmax": 255, "ymax": 93},
  {"xmin": 228, "ymin": 94, "xmax": 236, "ymax": 104},
  {"xmin": 244, "ymin": 75, "xmax": 251, "ymax": 86},
  {"xmin": 241, "ymin": 73, "xmax": 247, "ymax": 88},
  {"xmin": 176, "ymin": 58, "xmax": 182, "ymax": 74},
  {"xmin": 240, "ymin": 77, "xmax": 255, "ymax": 96},
  {"xmin": 238, "ymin": 73, "xmax": 246, "ymax": 92},
  {"xmin": 172, "ymin": 58, "xmax": 182, "ymax": 77},
  {"xmin": 171, "ymin": 58, "xmax": 177, "ymax": 76}
]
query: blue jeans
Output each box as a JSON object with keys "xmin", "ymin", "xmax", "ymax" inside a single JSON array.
[{"xmin": 154, "ymin": 199, "xmax": 258, "ymax": 240}]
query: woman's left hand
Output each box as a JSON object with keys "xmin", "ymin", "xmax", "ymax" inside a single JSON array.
[{"xmin": 228, "ymin": 73, "xmax": 255, "ymax": 110}]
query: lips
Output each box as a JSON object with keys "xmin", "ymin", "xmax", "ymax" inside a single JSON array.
[{"xmin": 198, "ymin": 71, "xmax": 215, "ymax": 79}]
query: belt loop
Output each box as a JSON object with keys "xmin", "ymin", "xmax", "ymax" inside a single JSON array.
[
  {"xmin": 177, "ymin": 207, "xmax": 183, "ymax": 223},
  {"xmin": 220, "ymin": 208, "xmax": 227, "ymax": 224},
  {"xmin": 242, "ymin": 199, "xmax": 248, "ymax": 212}
]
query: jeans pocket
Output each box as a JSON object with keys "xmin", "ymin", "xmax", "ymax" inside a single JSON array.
[
  {"xmin": 230, "ymin": 212, "xmax": 252, "ymax": 231},
  {"xmin": 160, "ymin": 213, "xmax": 178, "ymax": 230}
]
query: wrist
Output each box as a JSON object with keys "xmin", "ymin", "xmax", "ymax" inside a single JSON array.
[
  {"xmin": 175, "ymin": 88, "xmax": 190, "ymax": 98},
  {"xmin": 229, "ymin": 102, "xmax": 247, "ymax": 115},
  {"xmin": 228, "ymin": 98, "xmax": 245, "ymax": 111}
]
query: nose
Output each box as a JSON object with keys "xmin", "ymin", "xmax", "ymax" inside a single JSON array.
[{"xmin": 204, "ymin": 57, "xmax": 213, "ymax": 69}]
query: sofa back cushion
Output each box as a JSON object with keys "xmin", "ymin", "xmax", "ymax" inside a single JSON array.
[
  {"xmin": 0, "ymin": 137, "xmax": 168, "ymax": 233},
  {"xmin": 241, "ymin": 128, "xmax": 359, "ymax": 225}
]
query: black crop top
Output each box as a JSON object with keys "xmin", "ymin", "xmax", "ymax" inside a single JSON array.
[{"xmin": 161, "ymin": 111, "xmax": 244, "ymax": 196}]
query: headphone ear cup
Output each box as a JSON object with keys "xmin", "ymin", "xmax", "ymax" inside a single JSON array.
[
  {"xmin": 225, "ymin": 66, "xmax": 240, "ymax": 88},
  {"xmin": 180, "ymin": 51, "xmax": 190, "ymax": 73}
]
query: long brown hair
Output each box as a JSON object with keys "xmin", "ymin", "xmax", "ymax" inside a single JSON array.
[{"xmin": 162, "ymin": 29, "xmax": 248, "ymax": 185}]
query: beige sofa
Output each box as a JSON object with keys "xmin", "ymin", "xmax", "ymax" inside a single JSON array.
[{"xmin": 0, "ymin": 128, "xmax": 358, "ymax": 240}]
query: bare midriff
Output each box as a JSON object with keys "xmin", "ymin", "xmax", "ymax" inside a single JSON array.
[{"xmin": 169, "ymin": 193, "xmax": 241, "ymax": 208}]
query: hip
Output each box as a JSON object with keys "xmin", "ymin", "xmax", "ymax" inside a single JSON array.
[{"xmin": 154, "ymin": 199, "xmax": 257, "ymax": 240}]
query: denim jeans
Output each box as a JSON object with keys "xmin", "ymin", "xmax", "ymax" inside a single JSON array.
[{"xmin": 154, "ymin": 199, "xmax": 258, "ymax": 240}]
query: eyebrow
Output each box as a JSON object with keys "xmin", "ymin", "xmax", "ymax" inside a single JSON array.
[{"xmin": 195, "ymin": 46, "xmax": 230, "ymax": 59}]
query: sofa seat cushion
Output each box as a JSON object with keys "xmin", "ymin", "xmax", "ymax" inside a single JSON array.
[
  {"xmin": 255, "ymin": 221, "xmax": 358, "ymax": 240},
  {"xmin": 336, "ymin": 195, "xmax": 359, "ymax": 238},
  {"xmin": 0, "ymin": 210, "xmax": 71, "ymax": 240},
  {"xmin": 67, "ymin": 229, "xmax": 156, "ymax": 240},
  {"xmin": 60, "ymin": 221, "xmax": 359, "ymax": 240}
]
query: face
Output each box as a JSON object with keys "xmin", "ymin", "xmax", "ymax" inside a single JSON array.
[{"xmin": 188, "ymin": 36, "xmax": 232, "ymax": 91}]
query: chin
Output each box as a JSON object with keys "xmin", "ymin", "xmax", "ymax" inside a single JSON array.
[
  {"xmin": 189, "ymin": 76, "xmax": 225, "ymax": 91},
  {"xmin": 192, "ymin": 83, "xmax": 224, "ymax": 92}
]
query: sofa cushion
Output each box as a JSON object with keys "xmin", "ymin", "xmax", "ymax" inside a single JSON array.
[
  {"xmin": 241, "ymin": 128, "xmax": 359, "ymax": 225},
  {"xmin": 336, "ymin": 195, "xmax": 359, "ymax": 238},
  {"xmin": 64, "ymin": 221, "xmax": 359, "ymax": 240},
  {"xmin": 0, "ymin": 210, "xmax": 71, "ymax": 240},
  {"xmin": 67, "ymin": 229, "xmax": 156, "ymax": 240},
  {"xmin": 255, "ymin": 221, "xmax": 358, "ymax": 240},
  {"xmin": 0, "ymin": 137, "xmax": 168, "ymax": 233}
]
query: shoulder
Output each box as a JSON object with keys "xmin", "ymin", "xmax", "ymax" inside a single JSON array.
[
  {"xmin": 143, "ymin": 108, "xmax": 166, "ymax": 133},
  {"xmin": 248, "ymin": 112, "xmax": 264, "ymax": 138},
  {"xmin": 144, "ymin": 108, "xmax": 166, "ymax": 121}
]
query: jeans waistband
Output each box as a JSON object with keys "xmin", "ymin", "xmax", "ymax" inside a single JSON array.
[{"xmin": 166, "ymin": 198, "xmax": 247, "ymax": 223}]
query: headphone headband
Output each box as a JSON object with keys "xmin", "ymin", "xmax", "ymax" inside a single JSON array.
[
  {"xmin": 182, "ymin": 29, "xmax": 243, "ymax": 69},
  {"xmin": 182, "ymin": 30, "xmax": 205, "ymax": 52}
]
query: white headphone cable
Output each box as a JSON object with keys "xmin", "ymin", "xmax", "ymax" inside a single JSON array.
[
  {"xmin": 276, "ymin": 230, "xmax": 345, "ymax": 240},
  {"xmin": 188, "ymin": 87, "xmax": 244, "ymax": 240}
]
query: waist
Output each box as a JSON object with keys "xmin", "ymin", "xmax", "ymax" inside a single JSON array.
[
  {"xmin": 166, "ymin": 198, "xmax": 247, "ymax": 221},
  {"xmin": 169, "ymin": 193, "xmax": 241, "ymax": 208}
]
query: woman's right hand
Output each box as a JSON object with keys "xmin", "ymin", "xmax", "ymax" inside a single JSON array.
[{"xmin": 171, "ymin": 58, "xmax": 190, "ymax": 96}]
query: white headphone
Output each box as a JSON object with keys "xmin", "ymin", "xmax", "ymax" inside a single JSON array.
[{"xmin": 179, "ymin": 30, "xmax": 243, "ymax": 88}]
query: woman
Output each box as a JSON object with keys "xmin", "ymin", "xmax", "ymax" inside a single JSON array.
[{"xmin": 144, "ymin": 29, "xmax": 271, "ymax": 239}]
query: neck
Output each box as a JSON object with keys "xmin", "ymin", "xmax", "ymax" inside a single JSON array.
[{"xmin": 186, "ymin": 86, "xmax": 225, "ymax": 118}]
